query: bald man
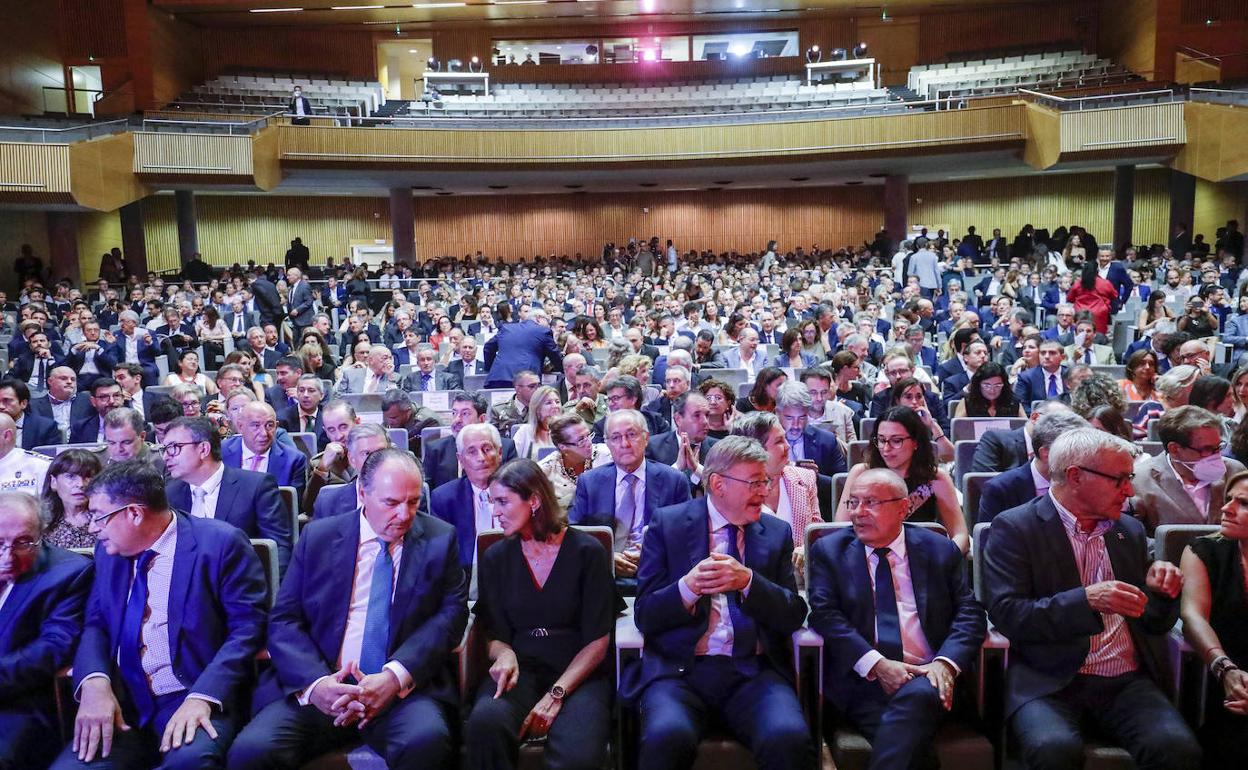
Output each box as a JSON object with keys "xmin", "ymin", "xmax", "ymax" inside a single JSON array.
[
  {"xmin": 222, "ymin": 401, "xmax": 308, "ymax": 502},
  {"xmin": 286, "ymin": 267, "xmax": 316, "ymax": 336},
  {"xmin": 0, "ymin": 413, "xmax": 52, "ymax": 495},
  {"xmin": 0, "ymin": 492, "xmax": 93, "ymax": 770}
]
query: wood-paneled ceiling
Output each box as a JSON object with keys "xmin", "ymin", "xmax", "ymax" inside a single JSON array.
[{"xmin": 152, "ymin": 0, "xmax": 1044, "ymax": 28}]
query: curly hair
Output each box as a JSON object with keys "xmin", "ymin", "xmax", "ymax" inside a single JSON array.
[{"xmin": 1070, "ymin": 372, "xmax": 1128, "ymax": 416}]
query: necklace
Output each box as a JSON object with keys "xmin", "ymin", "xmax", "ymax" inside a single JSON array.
[{"xmin": 560, "ymin": 449, "xmax": 592, "ymax": 482}]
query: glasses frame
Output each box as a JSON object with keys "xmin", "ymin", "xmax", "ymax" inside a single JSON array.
[
  {"xmin": 90, "ymin": 503, "xmax": 143, "ymax": 525},
  {"xmin": 1075, "ymin": 466, "xmax": 1135, "ymax": 488},
  {"xmin": 0, "ymin": 538, "xmax": 41, "ymax": 556},
  {"xmin": 715, "ymin": 472, "xmax": 773, "ymax": 493},
  {"xmin": 843, "ymin": 496, "xmax": 908, "ymax": 511}
]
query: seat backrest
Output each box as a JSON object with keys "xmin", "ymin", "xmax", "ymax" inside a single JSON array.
[
  {"xmin": 848, "ymin": 440, "xmax": 871, "ymax": 467},
  {"xmin": 572, "ymin": 524, "xmax": 615, "ymax": 575},
  {"xmin": 953, "ymin": 440, "xmax": 978, "ymax": 486},
  {"xmin": 961, "ymin": 472, "xmax": 996, "ymax": 532},
  {"xmin": 829, "ymin": 471, "xmax": 849, "ymax": 512},
  {"xmin": 950, "ymin": 417, "xmax": 1028, "ymax": 443},
  {"xmin": 289, "ymin": 431, "xmax": 317, "ymax": 458},
  {"xmin": 1155, "ymin": 524, "xmax": 1219, "ymax": 565},
  {"xmin": 1139, "ymin": 441, "xmax": 1164, "ymax": 457},
  {"xmin": 251, "ymin": 538, "xmax": 280, "ymax": 608},
  {"xmin": 388, "ymin": 427, "xmax": 410, "ymax": 452},
  {"xmin": 278, "ymin": 486, "xmax": 299, "ymax": 543},
  {"xmin": 972, "ymin": 521, "xmax": 991, "ymax": 604},
  {"xmin": 859, "ymin": 418, "xmax": 877, "ymax": 441}
]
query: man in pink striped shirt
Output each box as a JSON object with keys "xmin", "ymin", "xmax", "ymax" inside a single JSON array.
[{"xmin": 983, "ymin": 428, "xmax": 1201, "ymax": 770}]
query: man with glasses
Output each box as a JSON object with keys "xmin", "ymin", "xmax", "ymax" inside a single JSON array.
[
  {"xmin": 1175, "ymin": 338, "xmax": 1213, "ymax": 375},
  {"xmin": 983, "ymin": 428, "xmax": 1200, "ymax": 770},
  {"xmin": 51, "ymin": 460, "xmax": 266, "ymax": 770},
  {"xmin": 422, "ymin": 392, "xmax": 518, "ymax": 491},
  {"xmin": 809, "ymin": 467, "xmax": 986, "ymax": 768},
  {"xmin": 564, "ymin": 365, "xmax": 608, "ymax": 427},
  {"xmin": 570, "ymin": 410, "xmax": 691, "ymax": 580},
  {"xmin": 69, "ymin": 377, "xmax": 125, "ymax": 444},
  {"xmin": 0, "ymin": 412, "xmax": 52, "ymax": 494},
  {"xmin": 628, "ymin": 435, "xmax": 815, "ymax": 770},
  {"xmin": 164, "ymin": 415, "xmax": 291, "ymax": 573},
  {"xmin": 592, "ymin": 375, "xmax": 669, "ymax": 442},
  {"xmin": 775, "ymin": 382, "xmax": 848, "ymax": 478},
  {"xmin": 1128, "ymin": 405, "xmax": 1244, "ymax": 536},
  {"xmin": 646, "ymin": 391, "xmax": 717, "ymax": 472},
  {"xmin": 311, "ymin": 423, "xmax": 391, "ymax": 521},
  {"xmin": 0, "ymin": 492, "xmax": 93, "ymax": 770},
  {"xmin": 222, "ymin": 401, "xmax": 309, "ymax": 503}
]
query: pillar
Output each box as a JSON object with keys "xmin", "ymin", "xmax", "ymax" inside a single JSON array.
[
  {"xmin": 883, "ymin": 174, "xmax": 909, "ymax": 248},
  {"xmin": 1168, "ymin": 170, "xmax": 1196, "ymax": 247},
  {"xmin": 1112, "ymin": 165, "xmax": 1135, "ymax": 252},
  {"xmin": 175, "ymin": 190, "xmax": 198, "ymax": 265},
  {"xmin": 46, "ymin": 211, "xmax": 79, "ymax": 284},
  {"xmin": 119, "ymin": 200, "xmax": 149, "ymax": 278},
  {"xmin": 390, "ymin": 187, "xmax": 415, "ymax": 265}
]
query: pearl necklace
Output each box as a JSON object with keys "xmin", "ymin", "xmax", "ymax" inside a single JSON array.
[{"xmin": 560, "ymin": 449, "xmax": 593, "ymax": 482}]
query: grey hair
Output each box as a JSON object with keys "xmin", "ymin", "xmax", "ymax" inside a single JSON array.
[
  {"xmin": 103, "ymin": 407, "xmax": 146, "ymax": 435},
  {"xmin": 118, "ymin": 310, "xmax": 139, "ymax": 324},
  {"xmin": 170, "ymin": 382, "xmax": 205, "ymax": 403},
  {"xmin": 665, "ymin": 365, "xmax": 690, "ymax": 384},
  {"xmin": 346, "ymin": 422, "xmax": 390, "ymax": 453},
  {"xmin": 322, "ymin": 399, "xmax": 357, "ymax": 421},
  {"xmin": 1047, "ymin": 428, "xmax": 1138, "ymax": 487},
  {"xmin": 704, "ymin": 435, "xmax": 769, "ymax": 480},
  {"xmin": 671, "ymin": 335, "xmax": 694, "ymax": 351},
  {"xmin": 360, "ymin": 447, "xmax": 420, "ymax": 493},
  {"xmin": 605, "ymin": 408, "xmax": 648, "ymax": 436},
  {"xmin": 456, "ymin": 422, "xmax": 501, "ymax": 453},
  {"xmin": 1032, "ymin": 411, "xmax": 1090, "ymax": 454},
  {"xmin": 667, "ymin": 350, "xmax": 693, "ymax": 369},
  {"xmin": 774, "ymin": 381, "xmax": 813, "ymax": 411},
  {"xmin": 1156, "ymin": 365, "xmax": 1200, "ymax": 398},
  {"xmin": 296, "ymin": 373, "xmax": 324, "ymax": 394},
  {"xmin": 0, "ymin": 491, "xmax": 43, "ymax": 534},
  {"xmin": 415, "ymin": 343, "xmax": 435, "ymax": 354},
  {"xmin": 730, "ymin": 411, "xmax": 781, "ymax": 444}
]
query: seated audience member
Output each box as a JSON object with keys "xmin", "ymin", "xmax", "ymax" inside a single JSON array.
[
  {"xmin": 334, "ymin": 345, "xmax": 401, "ymax": 396},
  {"xmin": 808, "ymin": 467, "xmax": 987, "ymax": 768},
  {"xmin": 940, "ymin": 339, "xmax": 988, "ymax": 403},
  {"xmin": 0, "ymin": 492, "xmax": 93, "ymax": 770},
  {"xmin": 1180, "ymin": 470, "xmax": 1248, "ymax": 770},
  {"xmin": 969, "ymin": 399, "xmax": 1072, "ymax": 474},
  {"xmin": 162, "ymin": 349, "xmax": 217, "ymax": 396},
  {"xmin": 1176, "ymin": 338, "xmax": 1213, "ymax": 376},
  {"xmin": 52, "ymin": 460, "xmax": 267, "ymax": 770},
  {"xmin": 564, "ymin": 364, "xmax": 609, "ymax": 427},
  {"xmin": 952, "ymin": 361, "xmax": 1025, "ymax": 418},
  {"xmin": 445, "ymin": 336, "xmax": 486, "ymax": 381},
  {"xmin": 163, "ymin": 415, "xmax": 291, "ymax": 572},
  {"xmin": 731, "ymin": 411, "xmax": 820, "ymax": 571},
  {"xmin": 28, "ymin": 366, "xmax": 82, "ymax": 439},
  {"xmin": 311, "ymin": 423, "xmax": 391, "ymax": 520},
  {"xmin": 68, "ymin": 377, "xmax": 125, "ymax": 444},
  {"xmin": 978, "ymin": 411, "xmax": 1090, "ymax": 524},
  {"xmin": 700, "ymin": 378, "xmax": 736, "ymax": 440},
  {"xmin": 222, "ymin": 401, "xmax": 309, "ymax": 502},
  {"xmin": 868, "ymin": 353, "xmax": 946, "ymax": 421},
  {"xmin": 645, "ymin": 390, "xmax": 717, "ymax": 471},
  {"xmin": 1129, "ymin": 405, "xmax": 1245, "ymax": 535},
  {"xmin": 146, "ymin": 396, "xmax": 184, "ymax": 446},
  {"xmin": 429, "ymin": 422, "xmax": 505, "ymax": 586},
  {"xmin": 64, "ymin": 320, "xmax": 116, "ymax": 391},
  {"xmin": 1082, "ymin": 403, "xmax": 1134, "ymax": 441},
  {"xmin": 1188, "ymin": 375, "xmax": 1236, "ymax": 438},
  {"xmin": 569, "ymin": 409, "xmax": 692, "ymax": 578},
  {"xmin": 628, "ymin": 435, "xmax": 816, "ymax": 770},
  {"xmin": 169, "ymin": 382, "xmax": 205, "ymax": 418},
  {"xmin": 537, "ymin": 413, "xmax": 611, "ymax": 512},
  {"xmin": 466, "ymin": 459, "xmax": 614, "ymax": 770},
  {"xmin": 227, "ymin": 449, "xmax": 467, "ymax": 770},
  {"xmin": 801, "ymin": 368, "xmax": 857, "ymax": 444},
  {"xmin": 775, "ymin": 381, "xmax": 849, "ymax": 477},
  {"xmin": 835, "ymin": 406, "xmax": 968, "ymax": 553},
  {"xmin": 1133, "ymin": 363, "xmax": 1199, "ymax": 439},
  {"xmin": 644, "ymin": 364, "xmax": 689, "ymax": 425},
  {"xmin": 402, "ymin": 343, "xmax": 462, "ymax": 393},
  {"xmin": 98, "ymin": 407, "xmax": 164, "ymax": 475},
  {"xmin": 279, "ymin": 373, "xmax": 327, "ymax": 443},
  {"xmin": 1064, "ymin": 318, "xmax": 1115, "ymax": 365},
  {"xmin": 264, "ymin": 356, "xmax": 305, "ymax": 412},
  {"xmin": 774, "ymin": 326, "xmax": 819, "ymax": 369},
  {"xmin": 8, "ymin": 326, "xmax": 64, "ymax": 393},
  {"xmin": 423, "ymin": 391, "xmax": 519, "ymax": 491},
  {"xmin": 303, "ymin": 399, "xmax": 363, "ymax": 505},
  {"xmin": 0, "ymin": 378, "xmax": 62, "ymax": 451},
  {"xmin": 112, "ymin": 363, "xmax": 156, "ymax": 420},
  {"xmin": 592, "ymin": 375, "xmax": 669, "ymax": 440},
  {"xmin": 512, "ymin": 385, "xmax": 561, "ymax": 460},
  {"xmin": 736, "ymin": 366, "xmax": 788, "ymax": 415},
  {"xmin": 887, "ymin": 377, "xmax": 955, "ymax": 461},
  {"xmin": 106, "ymin": 310, "xmax": 160, "ymax": 386},
  {"xmin": 40, "ymin": 448, "xmax": 104, "ymax": 549},
  {"xmin": 380, "ymin": 389, "xmax": 444, "ymax": 454},
  {"xmin": 1013, "ymin": 339, "xmax": 1069, "ymax": 412},
  {"xmin": 983, "ymin": 428, "xmax": 1201, "ymax": 770},
  {"xmin": 491, "ymin": 371, "xmax": 541, "ymax": 437},
  {"xmin": 0, "ymin": 412, "xmax": 51, "ymax": 496}
]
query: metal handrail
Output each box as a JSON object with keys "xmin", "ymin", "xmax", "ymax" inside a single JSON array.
[
  {"xmin": 1018, "ymin": 87, "xmax": 1177, "ymax": 111},
  {"xmin": 0, "ymin": 117, "xmax": 131, "ymax": 143},
  {"xmin": 140, "ymin": 111, "xmax": 285, "ymax": 135}
]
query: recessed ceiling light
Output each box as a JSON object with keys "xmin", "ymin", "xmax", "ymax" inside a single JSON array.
[
  {"xmin": 331, "ymin": 4, "xmax": 384, "ymax": 9},
  {"xmin": 249, "ymin": 7, "xmax": 302, "ymax": 12}
]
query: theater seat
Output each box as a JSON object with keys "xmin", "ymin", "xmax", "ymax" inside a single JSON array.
[
  {"xmin": 690, "ymin": 736, "xmax": 755, "ymax": 769},
  {"xmin": 1083, "ymin": 742, "xmax": 1135, "ymax": 769},
  {"xmin": 831, "ymin": 722, "xmax": 994, "ymax": 770},
  {"xmin": 300, "ymin": 746, "xmax": 388, "ymax": 770}
]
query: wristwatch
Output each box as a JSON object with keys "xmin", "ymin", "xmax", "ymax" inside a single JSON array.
[
  {"xmin": 549, "ymin": 685, "xmax": 566, "ymax": 701},
  {"xmin": 1211, "ymin": 655, "xmax": 1239, "ymax": 682}
]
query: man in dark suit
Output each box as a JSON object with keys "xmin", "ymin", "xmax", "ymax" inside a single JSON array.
[
  {"xmin": 106, "ymin": 311, "xmax": 160, "ymax": 386},
  {"xmin": 772, "ymin": 381, "xmax": 850, "ymax": 477},
  {"xmin": 977, "ymin": 410, "xmax": 1087, "ymax": 524},
  {"xmin": 310, "ymin": 422, "xmax": 392, "ymax": 520},
  {"xmin": 163, "ymin": 416, "xmax": 292, "ymax": 574},
  {"xmin": 625, "ymin": 327, "xmax": 661, "ymax": 362},
  {"xmin": 644, "ymin": 363, "xmax": 690, "ymax": 425},
  {"xmin": 1013, "ymin": 339, "xmax": 1069, "ymax": 412},
  {"xmin": 68, "ymin": 377, "xmax": 125, "ymax": 444},
  {"xmin": 429, "ymin": 423, "xmax": 504, "ymax": 581},
  {"xmin": 278, "ymin": 374, "xmax": 327, "ymax": 447},
  {"xmin": 983, "ymin": 428, "xmax": 1201, "ymax": 770},
  {"xmin": 422, "ymin": 392, "xmax": 517, "ymax": 491},
  {"xmin": 482, "ymin": 305, "xmax": 563, "ymax": 389},
  {"xmin": 222, "ymin": 401, "xmax": 309, "ymax": 503},
  {"xmin": 0, "ymin": 494, "xmax": 93, "ymax": 770},
  {"xmin": 285, "ymin": 267, "xmax": 316, "ymax": 338},
  {"xmin": 51, "ymin": 460, "xmax": 268, "ymax": 770},
  {"xmin": 6, "ymin": 327, "xmax": 64, "ymax": 393},
  {"xmin": 592, "ymin": 375, "xmax": 669, "ymax": 441},
  {"xmin": 152, "ymin": 307, "xmax": 198, "ymax": 360},
  {"xmin": 1095, "ymin": 245, "xmax": 1132, "ymax": 307},
  {"xmin": 401, "ymin": 345, "xmax": 461, "ymax": 392},
  {"xmin": 867, "ymin": 354, "xmax": 950, "ymax": 432},
  {"xmin": 249, "ymin": 274, "xmax": 284, "ymax": 328},
  {"xmin": 808, "ymin": 468, "xmax": 987, "ymax": 767},
  {"xmin": 570, "ymin": 410, "xmax": 692, "ymax": 579},
  {"xmin": 627, "ymin": 436, "xmax": 816, "ymax": 770},
  {"xmin": 223, "ymin": 299, "xmax": 258, "ymax": 345},
  {"xmin": 227, "ymin": 449, "xmax": 468, "ymax": 770},
  {"xmin": 1, "ymin": 378, "xmax": 67, "ymax": 450},
  {"xmin": 28, "ymin": 365, "xmax": 84, "ymax": 438},
  {"xmin": 646, "ymin": 391, "xmax": 718, "ymax": 469},
  {"xmin": 286, "ymin": 85, "xmax": 313, "ymax": 126},
  {"xmin": 64, "ymin": 321, "xmax": 116, "ymax": 391},
  {"xmin": 444, "ymin": 336, "xmax": 486, "ymax": 381}
]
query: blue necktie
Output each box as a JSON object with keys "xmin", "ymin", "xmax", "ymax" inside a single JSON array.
[
  {"xmin": 421, "ymin": 373, "xmax": 432, "ymax": 392},
  {"xmin": 118, "ymin": 550, "xmax": 157, "ymax": 727},
  {"xmin": 1046, "ymin": 373, "xmax": 1058, "ymax": 398},
  {"xmin": 873, "ymin": 547, "xmax": 904, "ymax": 662},
  {"xmin": 358, "ymin": 541, "xmax": 394, "ymax": 675},
  {"xmin": 724, "ymin": 524, "xmax": 758, "ymax": 659}
]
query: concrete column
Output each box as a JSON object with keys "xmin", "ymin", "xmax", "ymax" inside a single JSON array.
[
  {"xmin": 1168, "ymin": 170, "xmax": 1196, "ymax": 249},
  {"xmin": 1112, "ymin": 165, "xmax": 1135, "ymax": 252},
  {"xmin": 119, "ymin": 200, "xmax": 148, "ymax": 278},
  {"xmin": 883, "ymin": 174, "xmax": 909, "ymax": 248},
  {"xmin": 175, "ymin": 190, "xmax": 198, "ymax": 264},
  {"xmin": 46, "ymin": 211, "xmax": 80, "ymax": 284},
  {"xmin": 390, "ymin": 187, "xmax": 415, "ymax": 264}
]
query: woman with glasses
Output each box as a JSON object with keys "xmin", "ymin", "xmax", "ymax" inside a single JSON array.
[
  {"xmin": 887, "ymin": 377, "xmax": 954, "ymax": 462},
  {"xmin": 699, "ymin": 378, "xmax": 736, "ymax": 440},
  {"xmin": 1133, "ymin": 364, "xmax": 1200, "ymax": 439},
  {"xmin": 170, "ymin": 382, "xmax": 205, "ymax": 418},
  {"xmin": 1179, "ymin": 469, "xmax": 1248, "ymax": 770},
  {"xmin": 40, "ymin": 448, "xmax": 103, "ymax": 549},
  {"xmin": 835, "ymin": 406, "xmax": 968, "ymax": 554},
  {"xmin": 514, "ymin": 386, "xmax": 563, "ymax": 460},
  {"xmin": 538, "ymin": 413, "xmax": 610, "ymax": 512},
  {"xmin": 953, "ymin": 362, "xmax": 1024, "ymax": 419}
]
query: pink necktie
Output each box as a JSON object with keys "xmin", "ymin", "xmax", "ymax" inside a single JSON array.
[{"xmin": 248, "ymin": 454, "xmax": 263, "ymax": 472}]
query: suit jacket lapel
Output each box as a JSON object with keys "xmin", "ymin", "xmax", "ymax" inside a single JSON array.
[
  {"xmin": 390, "ymin": 516, "xmax": 428, "ymax": 650},
  {"xmin": 1035, "ymin": 498, "xmax": 1083, "ymax": 589},
  {"xmin": 685, "ymin": 499, "xmax": 710, "ymax": 578},
  {"xmin": 904, "ymin": 527, "xmax": 932, "ymax": 633},
  {"xmin": 328, "ymin": 517, "xmax": 361, "ymax": 648},
  {"xmin": 1151, "ymin": 462, "xmax": 1193, "ymax": 518},
  {"xmin": 214, "ymin": 470, "xmax": 240, "ymax": 521},
  {"xmin": 0, "ymin": 549, "xmax": 49, "ymax": 643},
  {"xmin": 167, "ymin": 515, "xmax": 198, "ymax": 649},
  {"xmin": 846, "ymin": 532, "xmax": 877, "ymax": 642}
]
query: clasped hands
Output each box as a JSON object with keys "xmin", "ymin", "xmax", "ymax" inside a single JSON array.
[
  {"xmin": 870, "ymin": 658, "xmax": 958, "ymax": 710},
  {"xmin": 310, "ymin": 661, "xmax": 401, "ymax": 729},
  {"xmin": 683, "ymin": 552, "xmax": 752, "ymax": 597},
  {"xmin": 1085, "ymin": 561, "xmax": 1183, "ymax": 618}
]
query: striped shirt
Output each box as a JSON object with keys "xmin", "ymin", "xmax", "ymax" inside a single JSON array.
[{"xmin": 1050, "ymin": 493, "xmax": 1138, "ymax": 677}]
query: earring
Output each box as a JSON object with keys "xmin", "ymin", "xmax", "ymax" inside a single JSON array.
[{"xmin": 531, "ymin": 507, "xmax": 538, "ymax": 517}]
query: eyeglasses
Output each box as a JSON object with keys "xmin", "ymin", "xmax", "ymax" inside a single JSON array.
[
  {"xmin": 872, "ymin": 436, "xmax": 913, "ymax": 449},
  {"xmin": 158, "ymin": 441, "xmax": 204, "ymax": 457},
  {"xmin": 716, "ymin": 473, "xmax": 772, "ymax": 493},
  {"xmin": 1178, "ymin": 441, "xmax": 1225, "ymax": 458},
  {"xmin": 90, "ymin": 503, "xmax": 143, "ymax": 525},
  {"xmin": 843, "ymin": 497, "xmax": 907, "ymax": 511},
  {"xmin": 0, "ymin": 539, "xmax": 40, "ymax": 556},
  {"xmin": 559, "ymin": 434, "xmax": 592, "ymax": 448},
  {"xmin": 1076, "ymin": 466, "xmax": 1135, "ymax": 488},
  {"xmin": 607, "ymin": 431, "xmax": 644, "ymax": 444}
]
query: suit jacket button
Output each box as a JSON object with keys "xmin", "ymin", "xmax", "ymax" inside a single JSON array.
[{"xmin": 677, "ymin": 666, "xmax": 686, "ymax": 674}]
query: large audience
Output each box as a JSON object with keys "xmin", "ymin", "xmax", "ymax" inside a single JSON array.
[{"xmin": 2, "ymin": 219, "xmax": 1247, "ymax": 770}]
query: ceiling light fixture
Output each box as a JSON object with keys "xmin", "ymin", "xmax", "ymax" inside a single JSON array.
[
  {"xmin": 331, "ymin": 4, "xmax": 384, "ymax": 9},
  {"xmin": 412, "ymin": 2, "xmax": 466, "ymax": 7},
  {"xmin": 249, "ymin": 7, "xmax": 303, "ymax": 12}
]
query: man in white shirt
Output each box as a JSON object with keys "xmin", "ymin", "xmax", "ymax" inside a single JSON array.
[{"xmin": 0, "ymin": 413, "xmax": 51, "ymax": 495}]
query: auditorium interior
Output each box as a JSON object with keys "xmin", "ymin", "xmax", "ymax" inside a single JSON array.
[{"xmin": 1, "ymin": 1, "xmax": 1248, "ymax": 769}]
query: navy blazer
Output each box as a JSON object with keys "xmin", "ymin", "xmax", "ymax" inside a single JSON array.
[
  {"xmin": 625, "ymin": 498, "xmax": 807, "ymax": 701},
  {"xmin": 969, "ymin": 426, "xmax": 1029, "ymax": 474},
  {"xmin": 1013, "ymin": 366, "xmax": 1067, "ymax": 414},
  {"xmin": 105, "ymin": 334, "xmax": 160, "ymax": 385},
  {"xmin": 799, "ymin": 425, "xmax": 848, "ymax": 478},
  {"xmin": 74, "ymin": 514, "xmax": 268, "ymax": 710},
  {"xmin": 644, "ymin": 431, "xmax": 718, "ymax": 467},
  {"xmin": 867, "ymin": 389, "xmax": 950, "ymax": 435},
  {"xmin": 976, "ymin": 462, "xmax": 1037, "ymax": 524},
  {"xmin": 0, "ymin": 545, "xmax": 92, "ymax": 716},
  {"xmin": 260, "ymin": 511, "xmax": 468, "ymax": 710},
  {"xmin": 941, "ymin": 371, "xmax": 970, "ymax": 403},
  {"xmin": 20, "ymin": 412, "xmax": 64, "ymax": 450},
  {"xmin": 807, "ymin": 525, "xmax": 986, "ymax": 710},
  {"xmin": 167, "ymin": 465, "xmax": 292, "ymax": 574},
  {"xmin": 63, "ymin": 346, "xmax": 117, "ymax": 388},
  {"xmin": 983, "ymin": 496, "xmax": 1179, "ymax": 717},
  {"xmin": 933, "ymin": 358, "xmax": 964, "ymax": 384},
  {"xmin": 222, "ymin": 436, "xmax": 308, "ymax": 502},
  {"xmin": 6, "ymin": 351, "xmax": 66, "ymax": 386},
  {"xmin": 568, "ymin": 461, "xmax": 692, "ymax": 532},
  {"xmin": 481, "ymin": 320, "xmax": 563, "ymax": 387},
  {"xmin": 68, "ymin": 412, "xmax": 106, "ymax": 445},
  {"xmin": 421, "ymin": 434, "xmax": 518, "ymax": 492},
  {"xmin": 429, "ymin": 477, "xmax": 484, "ymax": 570},
  {"xmin": 312, "ymin": 479, "xmax": 358, "ymax": 521}
]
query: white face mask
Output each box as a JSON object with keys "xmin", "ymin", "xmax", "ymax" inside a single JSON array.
[{"xmin": 1178, "ymin": 453, "xmax": 1225, "ymax": 484}]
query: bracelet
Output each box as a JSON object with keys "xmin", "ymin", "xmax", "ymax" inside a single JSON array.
[
  {"xmin": 1211, "ymin": 655, "xmax": 1239, "ymax": 682},
  {"xmin": 932, "ymin": 432, "xmax": 946, "ymax": 440}
]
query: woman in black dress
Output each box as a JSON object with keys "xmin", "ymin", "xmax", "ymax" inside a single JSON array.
[{"xmin": 466, "ymin": 459, "xmax": 614, "ymax": 770}]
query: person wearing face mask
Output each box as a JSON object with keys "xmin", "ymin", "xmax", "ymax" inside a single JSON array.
[
  {"xmin": 1128, "ymin": 405, "xmax": 1245, "ymax": 536},
  {"xmin": 288, "ymin": 85, "xmax": 311, "ymax": 126}
]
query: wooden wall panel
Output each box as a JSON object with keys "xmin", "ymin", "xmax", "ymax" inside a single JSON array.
[
  {"xmin": 76, "ymin": 211, "xmax": 122, "ymax": 286},
  {"xmin": 1194, "ymin": 179, "xmax": 1248, "ymax": 241},
  {"xmin": 200, "ymin": 27, "xmax": 376, "ymax": 80},
  {"xmin": 1058, "ymin": 102, "xmax": 1186, "ymax": 153},
  {"xmin": 0, "ymin": 143, "xmax": 73, "ymax": 193},
  {"xmin": 0, "ymin": 212, "xmax": 52, "ymax": 293},
  {"xmin": 1099, "ymin": 0, "xmax": 1158, "ymax": 78},
  {"xmin": 918, "ymin": 3, "xmax": 1095, "ymax": 64},
  {"xmin": 1181, "ymin": 0, "xmax": 1248, "ymax": 24},
  {"xmin": 59, "ymin": 0, "xmax": 127, "ymax": 60},
  {"xmin": 148, "ymin": 5, "xmax": 203, "ymax": 107},
  {"xmin": 0, "ymin": 1, "xmax": 65, "ymax": 115},
  {"xmin": 133, "ymin": 133, "xmax": 254, "ymax": 175}
]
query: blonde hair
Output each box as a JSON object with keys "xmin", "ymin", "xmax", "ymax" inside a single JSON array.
[{"xmin": 526, "ymin": 385, "xmax": 561, "ymax": 439}]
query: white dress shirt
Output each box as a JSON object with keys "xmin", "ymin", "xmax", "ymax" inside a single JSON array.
[
  {"xmin": 241, "ymin": 446, "xmax": 270, "ymax": 474},
  {"xmin": 190, "ymin": 462, "xmax": 226, "ymax": 519},
  {"xmin": 0, "ymin": 581, "xmax": 12, "ymax": 613},
  {"xmin": 124, "ymin": 334, "xmax": 139, "ymax": 363},
  {"xmin": 678, "ymin": 496, "xmax": 755, "ymax": 657},
  {"xmin": 762, "ymin": 479, "xmax": 793, "ymax": 531}
]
